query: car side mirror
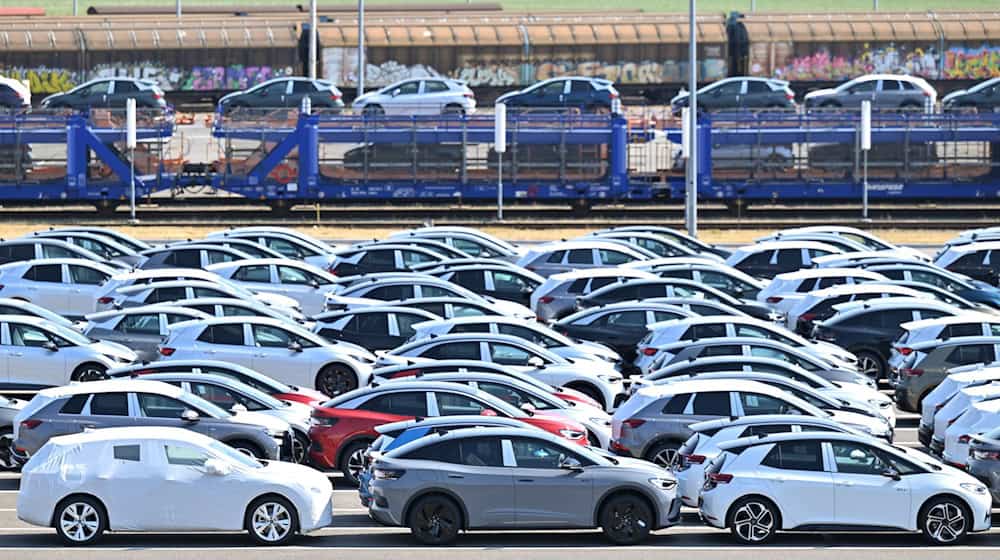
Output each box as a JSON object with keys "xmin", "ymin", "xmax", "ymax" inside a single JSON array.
[
  {"xmin": 527, "ymin": 356, "xmax": 545, "ymax": 368},
  {"xmin": 480, "ymin": 408, "xmax": 497, "ymax": 417},
  {"xmin": 558, "ymin": 454, "xmax": 583, "ymax": 471},
  {"xmin": 520, "ymin": 402, "xmax": 536, "ymax": 414},
  {"xmin": 881, "ymin": 467, "xmax": 901, "ymax": 481},
  {"xmin": 535, "ymin": 89, "xmax": 545, "ymax": 96},
  {"xmin": 181, "ymin": 409, "xmax": 200, "ymax": 423},
  {"xmin": 392, "ymin": 89, "xmax": 401, "ymax": 97},
  {"xmin": 204, "ymin": 458, "xmax": 232, "ymax": 476},
  {"xmin": 42, "ymin": 341, "xmax": 59, "ymax": 352},
  {"xmin": 309, "ymin": 280, "xmax": 320, "ymax": 289},
  {"xmin": 259, "ymin": 90, "xmax": 268, "ymax": 97},
  {"xmin": 288, "ymin": 341, "xmax": 303, "ymax": 352},
  {"xmin": 231, "ymin": 403, "xmax": 248, "ymax": 413}
]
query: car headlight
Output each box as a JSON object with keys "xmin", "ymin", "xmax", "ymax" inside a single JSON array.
[
  {"xmin": 559, "ymin": 429, "xmax": 585, "ymax": 440},
  {"xmin": 649, "ymin": 477, "xmax": 678, "ymax": 491},
  {"xmin": 269, "ymin": 429, "xmax": 286, "ymax": 438},
  {"xmin": 869, "ymin": 398, "xmax": 892, "ymax": 409},
  {"xmin": 960, "ymin": 482, "xmax": 988, "ymax": 494},
  {"xmin": 597, "ymin": 374, "xmax": 622, "ymax": 384}
]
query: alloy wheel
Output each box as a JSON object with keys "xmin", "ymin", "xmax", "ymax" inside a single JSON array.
[
  {"xmin": 925, "ymin": 502, "xmax": 966, "ymax": 543},
  {"xmin": 76, "ymin": 367, "xmax": 107, "ymax": 382},
  {"xmin": 0, "ymin": 432, "xmax": 14, "ymax": 470},
  {"xmin": 346, "ymin": 448, "xmax": 366, "ymax": 482},
  {"xmin": 251, "ymin": 502, "xmax": 293, "ymax": 543},
  {"xmin": 732, "ymin": 501, "xmax": 775, "ymax": 543},
  {"xmin": 317, "ymin": 367, "xmax": 356, "ymax": 397},
  {"xmin": 414, "ymin": 501, "xmax": 457, "ymax": 541},
  {"xmin": 651, "ymin": 448, "xmax": 678, "ymax": 468},
  {"xmin": 607, "ymin": 501, "xmax": 648, "ymax": 540},
  {"xmin": 60, "ymin": 502, "xmax": 100, "ymax": 543}
]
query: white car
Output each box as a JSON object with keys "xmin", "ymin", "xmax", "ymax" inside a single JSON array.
[
  {"xmin": 0, "ymin": 259, "xmax": 118, "ymax": 318},
  {"xmin": 17, "ymin": 427, "xmax": 333, "ymax": 545},
  {"xmin": 530, "ymin": 267, "xmax": 658, "ymax": 321},
  {"xmin": 917, "ymin": 364, "xmax": 1000, "ymax": 445},
  {"xmin": 100, "ymin": 279, "xmax": 302, "ymax": 318},
  {"xmin": 943, "ymin": 398, "xmax": 1000, "ymax": 468},
  {"xmin": 723, "ymin": 240, "xmax": 842, "ymax": 280},
  {"xmin": 635, "ymin": 315, "xmax": 857, "ymax": 374},
  {"xmin": 756, "ymin": 268, "xmax": 888, "ymax": 316},
  {"xmin": 207, "ymin": 258, "xmax": 339, "ymax": 316},
  {"xmin": 158, "ymin": 317, "xmax": 376, "ymax": 397},
  {"xmin": 352, "ymin": 78, "xmax": 475, "ymax": 116},
  {"xmin": 931, "ymin": 382, "xmax": 1000, "ymax": 453},
  {"xmin": 83, "ymin": 305, "xmax": 211, "ymax": 361},
  {"xmin": 699, "ymin": 432, "xmax": 991, "ymax": 545},
  {"xmin": 378, "ymin": 332, "xmax": 626, "ymax": 411},
  {"xmin": 766, "ymin": 226, "xmax": 928, "ymax": 262},
  {"xmin": 27, "ymin": 230, "xmax": 145, "ymax": 267},
  {"xmin": 516, "ymin": 240, "xmax": 652, "ymax": 278},
  {"xmin": 325, "ymin": 275, "xmax": 534, "ymax": 319},
  {"xmin": 409, "ymin": 316, "xmax": 621, "ymax": 364},
  {"xmin": 207, "ymin": 228, "xmax": 338, "ymax": 269},
  {"xmin": 0, "ymin": 315, "xmax": 135, "ymax": 388},
  {"xmin": 0, "ymin": 75, "xmax": 29, "ymax": 108},
  {"xmin": 674, "ymin": 414, "xmax": 862, "ymax": 507},
  {"xmin": 0, "ymin": 296, "xmax": 83, "ymax": 331},
  {"xmin": 387, "ymin": 229, "xmax": 519, "ymax": 261},
  {"xmin": 168, "ymin": 297, "xmax": 307, "ymax": 326}
]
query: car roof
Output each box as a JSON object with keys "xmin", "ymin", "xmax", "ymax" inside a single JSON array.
[
  {"xmin": 35, "ymin": 378, "xmax": 184, "ymax": 398},
  {"xmin": 384, "ymin": 426, "xmax": 560, "ymax": 459},
  {"xmin": 732, "ymin": 240, "xmax": 842, "ymax": 253},
  {"xmin": 716, "ymin": 430, "xmax": 874, "ymax": 452},
  {"xmin": 771, "ymin": 268, "xmax": 885, "ymax": 281},
  {"xmin": 206, "ymin": 257, "xmax": 311, "ymax": 268},
  {"xmin": 47, "ymin": 426, "xmax": 215, "ymax": 448},
  {"xmin": 805, "ymin": 283, "xmax": 924, "ymax": 298},
  {"xmin": 108, "ymin": 359, "xmax": 254, "ymax": 375},
  {"xmin": 634, "ymin": 378, "xmax": 782, "ymax": 398},
  {"xmin": 109, "ymin": 268, "xmax": 220, "ymax": 281},
  {"xmin": 900, "ymin": 312, "xmax": 999, "ymax": 332},
  {"xmin": 529, "ymin": 240, "xmax": 649, "ymax": 254},
  {"xmin": 0, "ymin": 258, "xmax": 115, "ymax": 270},
  {"xmin": 690, "ymin": 413, "xmax": 845, "ymax": 433},
  {"xmin": 85, "ymin": 305, "xmax": 209, "ymax": 321},
  {"xmin": 376, "ymin": 415, "xmax": 528, "ymax": 434},
  {"xmin": 118, "ymin": 279, "xmax": 233, "ymax": 293},
  {"xmin": 911, "ymin": 335, "xmax": 1000, "ymax": 349}
]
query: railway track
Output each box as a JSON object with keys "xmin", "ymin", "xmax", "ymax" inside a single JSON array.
[{"xmin": 0, "ymin": 201, "xmax": 997, "ymax": 229}]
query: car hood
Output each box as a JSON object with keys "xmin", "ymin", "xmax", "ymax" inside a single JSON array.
[
  {"xmin": 259, "ymin": 460, "xmax": 334, "ymax": 491},
  {"xmin": 495, "ymin": 90, "xmax": 522, "ymax": 103},
  {"xmin": 572, "ymin": 340, "xmax": 622, "ymax": 362},
  {"xmin": 90, "ymin": 340, "xmax": 138, "ymax": 363},
  {"xmin": 254, "ymin": 292, "xmax": 301, "ymax": 311},
  {"xmin": 324, "ymin": 339, "xmax": 377, "ymax": 362},
  {"xmin": 352, "ymin": 91, "xmax": 378, "ymax": 106},
  {"xmin": 231, "ymin": 410, "xmax": 291, "ymax": 434},
  {"xmin": 804, "ymin": 88, "xmax": 837, "ymax": 100},
  {"xmin": 608, "ymin": 454, "xmax": 672, "ymax": 475},
  {"xmin": 942, "ymin": 89, "xmax": 968, "ymax": 103},
  {"xmin": 39, "ymin": 92, "xmax": 67, "ymax": 105},
  {"xmin": 264, "ymin": 404, "xmax": 313, "ymax": 432},
  {"xmin": 485, "ymin": 297, "xmax": 534, "ymax": 318}
]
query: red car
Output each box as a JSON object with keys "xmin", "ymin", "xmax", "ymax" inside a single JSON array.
[{"xmin": 308, "ymin": 381, "xmax": 588, "ymax": 483}]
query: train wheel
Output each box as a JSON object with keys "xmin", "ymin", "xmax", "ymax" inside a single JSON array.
[
  {"xmin": 571, "ymin": 199, "xmax": 590, "ymax": 217},
  {"xmin": 93, "ymin": 202, "xmax": 119, "ymax": 216}
]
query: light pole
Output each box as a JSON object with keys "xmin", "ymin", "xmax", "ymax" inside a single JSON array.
[
  {"xmin": 685, "ymin": 0, "xmax": 698, "ymax": 237},
  {"xmin": 308, "ymin": 0, "xmax": 318, "ymax": 79},
  {"xmin": 176, "ymin": 0, "xmax": 181, "ymax": 18},
  {"xmin": 357, "ymin": 0, "xmax": 366, "ymax": 98}
]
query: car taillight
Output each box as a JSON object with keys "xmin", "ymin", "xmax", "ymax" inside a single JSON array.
[
  {"xmin": 972, "ymin": 449, "xmax": 1000, "ymax": 461},
  {"xmin": 326, "ymin": 267, "xmax": 338, "ymax": 276},
  {"xmin": 539, "ymin": 296, "xmax": 555, "ymax": 304},
  {"xmin": 374, "ymin": 468, "xmax": 406, "ymax": 480},
  {"xmin": 622, "ymin": 418, "xmax": 645, "ymax": 429},
  {"xmin": 683, "ymin": 453, "xmax": 706, "ymax": 464},
  {"xmin": 331, "ymin": 94, "xmax": 342, "ymax": 100},
  {"xmin": 311, "ymin": 413, "xmax": 339, "ymax": 427},
  {"xmin": 923, "ymin": 90, "xmax": 932, "ymax": 97},
  {"xmin": 97, "ymin": 296, "xmax": 114, "ymax": 304},
  {"xmin": 899, "ymin": 347, "xmax": 913, "ymax": 356},
  {"xmin": 388, "ymin": 368, "xmax": 420, "ymax": 379},
  {"xmin": 958, "ymin": 434, "xmax": 972, "ymax": 444},
  {"xmin": 766, "ymin": 296, "xmax": 783, "ymax": 304},
  {"xmin": 799, "ymin": 313, "xmax": 817, "ymax": 322},
  {"xmin": 158, "ymin": 347, "xmax": 176, "ymax": 356},
  {"xmin": 154, "ymin": 92, "xmax": 163, "ymax": 100},
  {"xmin": 785, "ymin": 92, "xmax": 794, "ymax": 100},
  {"xmin": 902, "ymin": 367, "xmax": 924, "ymax": 376},
  {"xmin": 610, "ymin": 91, "xmax": 619, "ymax": 99},
  {"xmin": 641, "ymin": 347, "xmax": 657, "ymax": 356},
  {"xmin": 947, "ymin": 415, "xmax": 962, "ymax": 427},
  {"xmin": 463, "ymin": 92, "xmax": 474, "ymax": 98},
  {"xmin": 20, "ymin": 419, "xmax": 41, "ymax": 430},
  {"xmin": 708, "ymin": 473, "xmax": 733, "ymax": 483}
]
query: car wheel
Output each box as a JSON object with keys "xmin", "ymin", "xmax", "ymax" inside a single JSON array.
[
  {"xmin": 729, "ymin": 496, "xmax": 779, "ymax": 544},
  {"xmin": 921, "ymin": 496, "xmax": 970, "ymax": 545},
  {"xmin": 228, "ymin": 440, "xmax": 266, "ymax": 460},
  {"xmin": 643, "ymin": 440, "xmax": 681, "ymax": 468},
  {"xmin": 442, "ymin": 104, "xmax": 465, "ymax": 115},
  {"xmin": 566, "ymin": 383, "xmax": 605, "ymax": 410},
  {"xmin": 55, "ymin": 496, "xmax": 107, "ymax": 546},
  {"xmin": 338, "ymin": 440, "xmax": 370, "ymax": 486},
  {"xmin": 71, "ymin": 363, "xmax": 108, "ymax": 382},
  {"xmin": 363, "ymin": 104, "xmax": 384, "ymax": 116},
  {"xmin": 820, "ymin": 100, "xmax": 841, "ymax": 110},
  {"xmin": 408, "ymin": 494, "xmax": 462, "ymax": 545},
  {"xmin": 0, "ymin": 428, "xmax": 14, "ymax": 470},
  {"xmin": 315, "ymin": 364, "xmax": 358, "ymax": 397},
  {"xmin": 855, "ymin": 350, "xmax": 885, "ymax": 381},
  {"xmin": 246, "ymin": 495, "xmax": 298, "ymax": 546},
  {"xmin": 599, "ymin": 493, "xmax": 653, "ymax": 545},
  {"xmin": 291, "ymin": 431, "xmax": 310, "ymax": 464},
  {"xmin": 900, "ymin": 102, "xmax": 923, "ymax": 111}
]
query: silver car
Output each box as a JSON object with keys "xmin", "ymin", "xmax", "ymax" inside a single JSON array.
[
  {"xmin": 83, "ymin": 305, "xmax": 211, "ymax": 361},
  {"xmin": 0, "ymin": 259, "xmax": 118, "ymax": 319},
  {"xmin": 368, "ymin": 427, "xmax": 680, "ymax": 545},
  {"xmin": 26, "ymin": 230, "xmax": 145, "ymax": 267},
  {"xmin": 530, "ymin": 268, "xmax": 658, "ymax": 322},
  {"xmin": 352, "ymin": 78, "xmax": 475, "ymax": 116}
]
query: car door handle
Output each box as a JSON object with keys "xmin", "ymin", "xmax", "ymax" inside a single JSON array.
[
  {"xmin": 81, "ymin": 424, "xmax": 96, "ymax": 429},
  {"xmin": 773, "ymin": 476, "xmax": 785, "ymax": 483},
  {"xmin": 9, "ymin": 352, "xmax": 21, "ymax": 357},
  {"xmin": 837, "ymin": 480, "xmax": 854, "ymax": 487},
  {"xmin": 447, "ymin": 474, "xmax": 464, "ymax": 479},
  {"xmin": 517, "ymin": 479, "xmax": 534, "ymax": 483}
]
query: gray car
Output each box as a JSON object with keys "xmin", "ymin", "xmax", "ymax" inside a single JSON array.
[
  {"xmin": 368, "ymin": 427, "xmax": 680, "ymax": 545},
  {"xmin": 0, "ymin": 395, "xmax": 26, "ymax": 469},
  {"xmin": 804, "ymin": 74, "xmax": 936, "ymax": 110},
  {"xmin": 12, "ymin": 380, "xmax": 288, "ymax": 463},
  {"xmin": 83, "ymin": 305, "xmax": 211, "ymax": 361},
  {"xmin": 967, "ymin": 427, "xmax": 1000, "ymax": 503},
  {"xmin": 892, "ymin": 336, "xmax": 1000, "ymax": 411}
]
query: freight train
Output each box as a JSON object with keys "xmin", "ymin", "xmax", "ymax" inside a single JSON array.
[{"xmin": 0, "ymin": 10, "xmax": 999, "ymax": 104}]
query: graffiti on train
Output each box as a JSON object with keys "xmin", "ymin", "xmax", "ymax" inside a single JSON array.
[
  {"xmin": 0, "ymin": 63, "xmax": 295, "ymax": 94},
  {"xmin": 750, "ymin": 42, "xmax": 1000, "ymax": 81}
]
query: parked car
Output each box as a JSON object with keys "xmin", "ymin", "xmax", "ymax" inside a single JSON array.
[
  {"xmin": 554, "ymin": 302, "xmax": 694, "ymax": 363},
  {"xmin": 219, "ymin": 77, "xmax": 344, "ymax": 113},
  {"xmin": 671, "ymin": 77, "xmax": 795, "ymax": 113},
  {"xmin": 699, "ymin": 431, "xmax": 989, "ymax": 545},
  {"xmin": 328, "ymin": 244, "xmax": 447, "ymax": 277},
  {"xmin": 942, "ymin": 398, "xmax": 1000, "ymax": 468},
  {"xmin": 388, "ymin": 229, "xmax": 520, "ymax": 261},
  {"xmin": 100, "ymin": 279, "xmax": 301, "ymax": 318},
  {"xmin": 967, "ymin": 424, "xmax": 1000, "ymax": 503},
  {"xmin": 17, "ymin": 427, "xmax": 333, "ymax": 545},
  {"xmin": 916, "ymin": 363, "xmax": 1000, "ymax": 446},
  {"xmin": 934, "ymin": 241, "xmax": 1000, "ymax": 285},
  {"xmin": 0, "ymin": 296, "xmax": 81, "ymax": 331},
  {"xmin": 168, "ymin": 297, "xmax": 306, "ymax": 326},
  {"xmin": 40, "ymin": 78, "xmax": 168, "ymax": 111},
  {"xmin": 324, "ymin": 275, "xmax": 533, "ymax": 318},
  {"xmin": 207, "ymin": 228, "xmax": 338, "ymax": 269},
  {"xmin": 12, "ymin": 379, "xmax": 288, "ymax": 463},
  {"xmin": 804, "ymin": 74, "xmax": 936, "ymax": 110},
  {"xmin": 578, "ymin": 278, "xmax": 777, "ymax": 322},
  {"xmin": 942, "ymin": 77, "xmax": 1000, "ymax": 113},
  {"xmin": 83, "ymin": 305, "xmax": 211, "ymax": 361},
  {"xmin": 352, "ymin": 78, "xmax": 475, "ymax": 116},
  {"xmin": 516, "ymin": 240, "xmax": 650, "ymax": 277},
  {"xmin": 588, "ymin": 231, "xmax": 713, "ymax": 260},
  {"xmin": 429, "ymin": 264, "xmax": 543, "ymax": 306},
  {"xmin": 158, "ymin": 316, "xmax": 376, "ymax": 397},
  {"xmin": 757, "ymin": 268, "xmax": 888, "ymax": 318},
  {"xmin": 352, "ymin": 238, "xmax": 471, "ymax": 261},
  {"xmin": 0, "ymin": 395, "xmax": 26, "ymax": 469},
  {"xmin": 139, "ymin": 244, "xmax": 254, "ymax": 270},
  {"xmin": 368, "ymin": 426, "xmax": 678, "ymax": 544},
  {"xmin": 530, "ymin": 268, "xmax": 658, "ymax": 321},
  {"xmin": 653, "ymin": 263, "xmax": 765, "ymax": 300},
  {"xmin": 0, "ymin": 76, "xmax": 30, "ymax": 110},
  {"xmin": 725, "ymin": 241, "xmax": 842, "ymax": 280},
  {"xmin": 892, "ymin": 336, "xmax": 1000, "ymax": 411},
  {"xmin": 929, "ymin": 382, "xmax": 1000, "ymax": 462},
  {"xmin": 308, "ymin": 381, "xmax": 588, "ymax": 483},
  {"xmin": 160, "ymin": 238, "xmax": 284, "ymax": 260},
  {"xmin": 785, "ymin": 284, "xmax": 928, "ymax": 335},
  {"xmin": 0, "ymin": 238, "xmax": 123, "ymax": 269},
  {"xmin": 26, "ymin": 231, "xmax": 144, "ymax": 267},
  {"xmin": 361, "ymin": 295, "xmax": 528, "ymax": 321},
  {"xmin": 864, "ymin": 263, "xmax": 1000, "ymax": 310},
  {"xmin": 770, "ymin": 226, "xmax": 928, "ymax": 262},
  {"xmin": 0, "ymin": 315, "xmax": 136, "ymax": 390},
  {"xmin": 207, "ymin": 258, "xmax": 340, "ymax": 316},
  {"xmin": 597, "ymin": 225, "xmax": 730, "ymax": 258},
  {"xmin": 889, "ymin": 314, "xmax": 1000, "ymax": 375},
  {"xmin": 497, "ymin": 77, "xmax": 620, "ymax": 114},
  {"xmin": 41, "ymin": 227, "xmax": 151, "ymax": 253},
  {"xmin": 0, "ymin": 259, "xmax": 118, "ymax": 319},
  {"xmin": 312, "ymin": 306, "xmax": 440, "ymax": 351}
]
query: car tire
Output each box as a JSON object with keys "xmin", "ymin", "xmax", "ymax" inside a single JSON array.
[
  {"xmin": 54, "ymin": 495, "xmax": 107, "ymax": 546},
  {"xmin": 643, "ymin": 440, "xmax": 681, "ymax": 468},
  {"xmin": 291, "ymin": 431, "xmax": 310, "ymax": 464},
  {"xmin": 920, "ymin": 496, "xmax": 970, "ymax": 545},
  {"xmin": 900, "ymin": 102, "xmax": 923, "ymax": 111},
  {"xmin": 855, "ymin": 350, "xmax": 885, "ymax": 381},
  {"xmin": 363, "ymin": 104, "xmax": 385, "ymax": 116},
  {"xmin": 442, "ymin": 104, "xmax": 465, "ymax": 115},
  {"xmin": 315, "ymin": 364, "xmax": 358, "ymax": 397},
  {"xmin": 245, "ymin": 495, "xmax": 299, "ymax": 546},
  {"xmin": 338, "ymin": 440, "xmax": 370, "ymax": 486},
  {"xmin": 71, "ymin": 363, "xmax": 108, "ymax": 382},
  {"xmin": 228, "ymin": 440, "xmax": 266, "ymax": 460},
  {"xmin": 728, "ymin": 496, "xmax": 779, "ymax": 545},
  {"xmin": 599, "ymin": 493, "xmax": 653, "ymax": 545},
  {"xmin": 820, "ymin": 100, "xmax": 841, "ymax": 110},
  {"xmin": 0, "ymin": 428, "xmax": 14, "ymax": 470},
  {"xmin": 407, "ymin": 494, "xmax": 462, "ymax": 545}
]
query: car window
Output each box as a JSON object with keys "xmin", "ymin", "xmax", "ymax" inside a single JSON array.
[
  {"xmin": 395, "ymin": 313, "xmax": 426, "ymax": 337},
  {"xmin": 478, "ymin": 381, "xmax": 552, "ymax": 410},
  {"xmin": 116, "ymin": 314, "xmax": 160, "ymax": 334},
  {"xmin": 189, "ymin": 382, "xmax": 265, "ymax": 411},
  {"xmin": 545, "ymin": 250, "xmax": 566, "ymax": 264},
  {"xmin": 700, "ymin": 344, "xmax": 742, "ymax": 357},
  {"xmin": 436, "ymin": 392, "xmax": 490, "ymax": 416},
  {"xmin": 68, "ymin": 265, "xmax": 107, "ymax": 285},
  {"xmin": 205, "ymin": 250, "xmax": 238, "ymax": 265},
  {"xmin": 947, "ymin": 344, "xmax": 994, "ymax": 365},
  {"xmin": 747, "ymin": 81, "xmax": 770, "ymax": 94},
  {"xmin": 566, "ymin": 249, "xmax": 592, "ymax": 265},
  {"xmin": 197, "ymin": 323, "xmax": 245, "ymax": 345},
  {"xmin": 292, "ymin": 80, "xmax": 316, "ymax": 94},
  {"xmin": 420, "ymin": 284, "xmax": 457, "ymax": 298},
  {"xmin": 740, "ymin": 392, "xmax": 803, "ymax": 415},
  {"xmin": 652, "ymin": 310, "xmax": 684, "ymax": 322},
  {"xmin": 570, "ymin": 80, "xmax": 593, "ymax": 94},
  {"xmin": 423, "ymin": 80, "xmax": 450, "ymax": 93},
  {"xmin": 761, "ymin": 440, "xmax": 824, "ymax": 471},
  {"xmin": 277, "ymin": 265, "xmax": 314, "ymax": 285},
  {"xmin": 489, "ymin": 342, "xmax": 535, "ymax": 366},
  {"xmin": 192, "ymin": 287, "xmax": 229, "ymax": 299},
  {"xmin": 775, "ymin": 250, "xmax": 802, "ymax": 269},
  {"xmin": 661, "ymin": 393, "xmax": 691, "ymax": 414},
  {"xmin": 944, "ymin": 324, "xmax": 983, "ymax": 338},
  {"xmin": 451, "ymin": 238, "xmax": 484, "ymax": 256},
  {"xmin": 359, "ymin": 392, "xmax": 428, "ymax": 416},
  {"xmin": 264, "ymin": 238, "xmax": 310, "ymax": 258},
  {"xmin": 234, "ymin": 265, "xmax": 271, "ymax": 282},
  {"xmin": 422, "ymin": 341, "xmax": 481, "ymax": 360},
  {"xmin": 363, "ymin": 285, "xmax": 411, "ymax": 301},
  {"xmin": 252, "ymin": 325, "xmax": 296, "ymax": 348},
  {"xmin": 347, "ymin": 312, "xmax": 390, "ymax": 334},
  {"xmin": 740, "ymin": 424, "xmax": 793, "ymax": 437},
  {"xmin": 682, "ymin": 324, "xmax": 727, "ymax": 340},
  {"xmin": 165, "ymin": 250, "xmax": 201, "ymax": 268},
  {"xmin": 402, "ymin": 250, "xmax": 437, "ymax": 267},
  {"xmin": 24, "ymin": 264, "xmax": 62, "ymax": 283},
  {"xmin": 511, "ymin": 437, "xmax": 584, "ymax": 469},
  {"xmin": 393, "ymin": 81, "xmax": 420, "ymax": 95},
  {"xmin": 877, "ymin": 309, "xmax": 916, "ymax": 329},
  {"xmin": 9, "ymin": 324, "xmax": 53, "ymax": 347},
  {"xmin": 220, "ymin": 305, "xmax": 256, "ymax": 317},
  {"xmin": 164, "ymin": 444, "xmax": 211, "ymax": 467},
  {"xmin": 737, "ymin": 250, "xmax": 773, "ymax": 267},
  {"xmin": 1, "ymin": 244, "xmax": 35, "ymax": 260},
  {"xmin": 599, "ymin": 249, "xmax": 633, "ymax": 266},
  {"xmin": 452, "ymin": 304, "xmax": 488, "ymax": 317},
  {"xmin": 60, "ymin": 394, "xmax": 89, "ymax": 415},
  {"xmin": 259, "ymin": 80, "xmax": 290, "ymax": 96},
  {"xmin": 137, "ymin": 393, "xmax": 191, "ymax": 418},
  {"xmin": 450, "ymin": 323, "xmax": 492, "ymax": 335},
  {"xmin": 540, "ymin": 80, "xmax": 566, "ymax": 96},
  {"xmin": 113, "ymin": 445, "xmax": 141, "ymax": 462},
  {"xmin": 830, "ymin": 441, "xmax": 891, "ymax": 475},
  {"xmin": 453, "ymin": 270, "xmax": 486, "ymax": 291},
  {"xmin": 89, "ymin": 392, "xmax": 129, "ymax": 416},
  {"xmin": 146, "ymin": 286, "xmax": 186, "ymax": 303},
  {"xmin": 492, "ymin": 270, "xmax": 531, "ymax": 292},
  {"xmin": 848, "ymin": 80, "xmax": 877, "ymax": 94},
  {"xmin": 691, "ymin": 391, "xmax": 732, "ymax": 415}
]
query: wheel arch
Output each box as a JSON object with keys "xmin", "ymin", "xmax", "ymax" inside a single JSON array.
[
  {"xmin": 639, "ymin": 435, "xmax": 686, "ymax": 461},
  {"xmin": 243, "ymin": 492, "xmax": 301, "ymax": 532},
  {"xmin": 401, "ymin": 488, "xmax": 470, "ymax": 530},
  {"xmin": 50, "ymin": 493, "xmax": 109, "ymax": 528},
  {"xmin": 725, "ymin": 493, "xmax": 785, "ymax": 530},
  {"xmin": 592, "ymin": 486, "xmax": 660, "ymax": 527},
  {"xmin": 334, "ymin": 433, "xmax": 376, "ymax": 469},
  {"xmin": 916, "ymin": 492, "xmax": 974, "ymax": 532}
]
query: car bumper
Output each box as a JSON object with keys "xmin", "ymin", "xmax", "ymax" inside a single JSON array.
[
  {"xmin": 308, "ymin": 438, "xmax": 338, "ymax": 470},
  {"xmin": 967, "ymin": 462, "xmax": 1000, "ymax": 504},
  {"xmin": 698, "ymin": 491, "xmax": 728, "ymax": 529},
  {"xmin": 892, "ymin": 386, "xmax": 921, "ymax": 412},
  {"xmin": 674, "ymin": 466, "xmax": 705, "ymax": 508},
  {"xmin": 300, "ymin": 493, "xmax": 336, "ymax": 533},
  {"xmin": 658, "ymin": 497, "xmax": 683, "ymax": 529},
  {"xmin": 930, "ymin": 437, "xmax": 945, "ymax": 456}
]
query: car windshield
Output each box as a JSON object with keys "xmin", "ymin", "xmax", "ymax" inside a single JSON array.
[
  {"xmin": 209, "ymin": 439, "xmax": 263, "ymax": 469},
  {"xmin": 45, "ymin": 322, "xmax": 94, "ymax": 346}
]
